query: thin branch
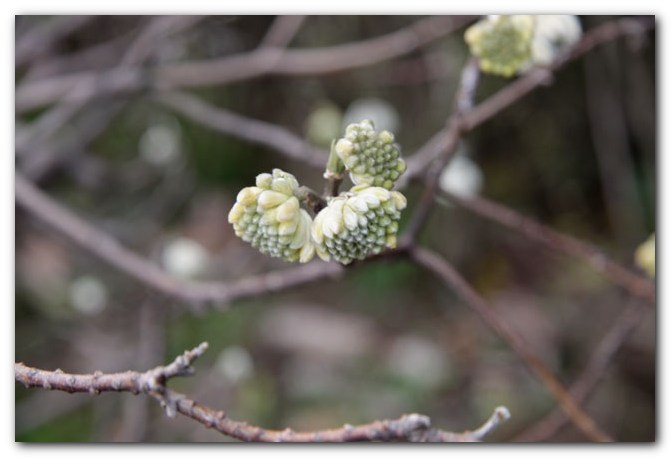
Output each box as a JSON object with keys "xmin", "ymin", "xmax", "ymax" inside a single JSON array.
[
  {"xmin": 469, "ymin": 406, "xmax": 512, "ymax": 441},
  {"xmin": 410, "ymin": 246, "xmax": 613, "ymax": 442},
  {"xmin": 15, "ymin": 343, "xmax": 510, "ymax": 442},
  {"xmin": 19, "ymin": 102, "xmax": 125, "ymax": 183},
  {"xmin": 402, "ymin": 57, "xmax": 480, "ymax": 241},
  {"xmin": 16, "ymin": 15, "xmax": 96, "ymax": 68},
  {"xmin": 258, "ymin": 15, "xmax": 306, "ymax": 49},
  {"xmin": 16, "ymin": 16, "xmax": 204, "ymax": 154},
  {"xmin": 15, "ymin": 66, "xmax": 145, "ymax": 114},
  {"xmin": 440, "ymin": 190, "xmax": 655, "ymax": 305},
  {"xmin": 155, "ymin": 91, "xmax": 328, "ymax": 169},
  {"xmin": 15, "ymin": 172, "xmax": 342, "ymax": 310},
  {"xmin": 16, "ymin": 16, "xmax": 475, "ymax": 113},
  {"xmin": 155, "ymin": 15, "xmax": 475, "ymax": 89},
  {"xmin": 515, "ymin": 303, "xmax": 645, "ymax": 442}
]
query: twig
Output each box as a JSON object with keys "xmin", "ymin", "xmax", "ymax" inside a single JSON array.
[
  {"xmin": 16, "ymin": 15, "xmax": 96, "ymax": 68},
  {"xmin": 515, "ymin": 303, "xmax": 645, "ymax": 442},
  {"xmin": 15, "ymin": 172, "xmax": 343, "ymax": 310},
  {"xmin": 440, "ymin": 190, "xmax": 655, "ymax": 305},
  {"xmin": 258, "ymin": 15, "xmax": 306, "ymax": 49},
  {"xmin": 19, "ymin": 102, "xmax": 125, "ymax": 183},
  {"xmin": 469, "ymin": 406, "xmax": 512, "ymax": 441},
  {"xmin": 295, "ymin": 186, "xmax": 328, "ymax": 215},
  {"xmin": 402, "ymin": 57, "xmax": 480, "ymax": 241},
  {"xmin": 410, "ymin": 246, "xmax": 613, "ymax": 442},
  {"xmin": 16, "ymin": 16, "xmax": 203, "ymax": 154},
  {"xmin": 155, "ymin": 91, "xmax": 328, "ymax": 169},
  {"xmin": 16, "ymin": 16, "xmax": 475, "ymax": 113},
  {"xmin": 15, "ymin": 344, "xmax": 510, "ymax": 442},
  {"xmin": 155, "ymin": 16, "xmax": 475, "ymax": 89}
]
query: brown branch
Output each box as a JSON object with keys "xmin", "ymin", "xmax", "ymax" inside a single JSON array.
[
  {"xmin": 515, "ymin": 303, "xmax": 645, "ymax": 442},
  {"xmin": 410, "ymin": 246, "xmax": 613, "ymax": 442},
  {"xmin": 16, "ymin": 16, "xmax": 204, "ymax": 154},
  {"xmin": 402, "ymin": 57, "xmax": 480, "ymax": 241},
  {"xmin": 15, "ymin": 172, "xmax": 342, "ymax": 310},
  {"xmin": 16, "ymin": 16, "xmax": 475, "ymax": 113},
  {"xmin": 155, "ymin": 91, "xmax": 328, "ymax": 169},
  {"xmin": 154, "ymin": 15, "xmax": 475, "ymax": 89},
  {"xmin": 258, "ymin": 15, "xmax": 306, "ymax": 49},
  {"xmin": 16, "ymin": 344, "xmax": 510, "ymax": 442},
  {"xmin": 440, "ymin": 190, "xmax": 655, "ymax": 305},
  {"xmin": 16, "ymin": 15, "xmax": 96, "ymax": 68}
]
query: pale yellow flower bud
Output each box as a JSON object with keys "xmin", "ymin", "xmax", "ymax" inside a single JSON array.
[
  {"xmin": 229, "ymin": 169, "xmax": 315, "ymax": 263},
  {"xmin": 312, "ymin": 184, "xmax": 407, "ymax": 265}
]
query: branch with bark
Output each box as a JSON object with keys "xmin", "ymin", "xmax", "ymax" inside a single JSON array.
[{"xmin": 15, "ymin": 343, "xmax": 510, "ymax": 442}]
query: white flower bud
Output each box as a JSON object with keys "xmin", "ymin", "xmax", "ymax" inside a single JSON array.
[
  {"xmin": 229, "ymin": 169, "xmax": 315, "ymax": 263},
  {"xmin": 312, "ymin": 185, "xmax": 407, "ymax": 265},
  {"xmin": 255, "ymin": 173, "xmax": 273, "ymax": 189},
  {"xmin": 528, "ymin": 15, "xmax": 582, "ymax": 67},
  {"xmin": 335, "ymin": 120, "xmax": 406, "ymax": 190},
  {"xmin": 465, "ymin": 15, "xmax": 582, "ymax": 76},
  {"xmin": 465, "ymin": 15, "xmax": 535, "ymax": 77}
]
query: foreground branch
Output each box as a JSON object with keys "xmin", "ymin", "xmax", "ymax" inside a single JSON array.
[
  {"xmin": 410, "ymin": 246, "xmax": 613, "ymax": 442},
  {"xmin": 16, "ymin": 343, "xmax": 510, "ymax": 442}
]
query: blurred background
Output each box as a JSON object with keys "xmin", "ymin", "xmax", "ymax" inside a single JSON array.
[{"xmin": 15, "ymin": 15, "xmax": 655, "ymax": 442}]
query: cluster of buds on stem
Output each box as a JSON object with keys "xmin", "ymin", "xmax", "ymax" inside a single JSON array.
[
  {"xmin": 228, "ymin": 169, "xmax": 315, "ymax": 263},
  {"xmin": 334, "ymin": 120, "xmax": 406, "ymax": 190},
  {"xmin": 229, "ymin": 120, "xmax": 408, "ymax": 265},
  {"xmin": 312, "ymin": 184, "xmax": 406, "ymax": 265}
]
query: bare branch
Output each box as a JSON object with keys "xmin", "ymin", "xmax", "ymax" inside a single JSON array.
[
  {"xmin": 410, "ymin": 246, "xmax": 613, "ymax": 442},
  {"xmin": 469, "ymin": 406, "xmax": 512, "ymax": 441},
  {"xmin": 16, "ymin": 16, "xmax": 204, "ymax": 155},
  {"xmin": 515, "ymin": 303, "xmax": 645, "ymax": 442},
  {"xmin": 19, "ymin": 102, "xmax": 125, "ymax": 183},
  {"xmin": 439, "ymin": 190, "xmax": 655, "ymax": 305},
  {"xmin": 402, "ymin": 57, "xmax": 480, "ymax": 241},
  {"xmin": 16, "ymin": 344, "xmax": 510, "ymax": 442},
  {"xmin": 156, "ymin": 91, "xmax": 328, "ymax": 168},
  {"xmin": 15, "ymin": 66, "xmax": 145, "ymax": 114},
  {"xmin": 15, "ymin": 172, "xmax": 342, "ymax": 310},
  {"xmin": 258, "ymin": 15, "xmax": 306, "ymax": 49},
  {"xmin": 16, "ymin": 15, "xmax": 96, "ymax": 68},
  {"xmin": 16, "ymin": 16, "xmax": 475, "ymax": 113}
]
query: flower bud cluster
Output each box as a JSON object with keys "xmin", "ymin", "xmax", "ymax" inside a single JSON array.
[
  {"xmin": 334, "ymin": 119, "xmax": 406, "ymax": 190},
  {"xmin": 228, "ymin": 169, "xmax": 315, "ymax": 263},
  {"xmin": 465, "ymin": 15, "xmax": 535, "ymax": 77},
  {"xmin": 465, "ymin": 15, "xmax": 582, "ymax": 77},
  {"xmin": 311, "ymin": 184, "xmax": 407, "ymax": 265}
]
